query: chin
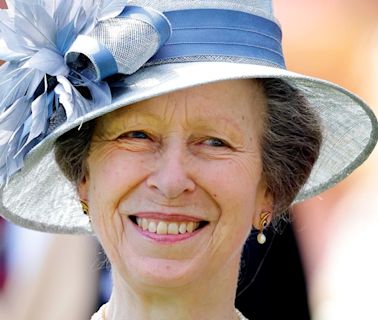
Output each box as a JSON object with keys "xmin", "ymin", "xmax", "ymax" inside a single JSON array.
[{"xmin": 117, "ymin": 255, "xmax": 206, "ymax": 289}]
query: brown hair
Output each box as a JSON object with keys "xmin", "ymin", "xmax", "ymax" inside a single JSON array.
[
  {"xmin": 259, "ymin": 79, "xmax": 322, "ymax": 217},
  {"xmin": 54, "ymin": 78, "xmax": 322, "ymax": 219}
]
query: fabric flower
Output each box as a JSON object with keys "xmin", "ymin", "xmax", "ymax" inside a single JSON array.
[{"xmin": 0, "ymin": 0, "xmax": 131, "ymax": 185}]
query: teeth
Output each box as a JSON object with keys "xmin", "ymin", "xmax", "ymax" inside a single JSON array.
[
  {"xmin": 156, "ymin": 221, "xmax": 168, "ymax": 235},
  {"xmin": 148, "ymin": 221, "xmax": 157, "ymax": 233},
  {"xmin": 142, "ymin": 218, "xmax": 148, "ymax": 231},
  {"xmin": 179, "ymin": 223, "xmax": 187, "ymax": 234},
  {"xmin": 135, "ymin": 218, "xmax": 200, "ymax": 235},
  {"xmin": 168, "ymin": 222, "xmax": 179, "ymax": 235},
  {"xmin": 186, "ymin": 222, "xmax": 194, "ymax": 233}
]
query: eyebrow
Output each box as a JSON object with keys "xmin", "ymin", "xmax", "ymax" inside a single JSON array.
[
  {"xmin": 95, "ymin": 110, "xmax": 160, "ymax": 134},
  {"xmin": 111, "ymin": 106, "xmax": 241, "ymax": 125},
  {"xmin": 95, "ymin": 108, "xmax": 245, "ymax": 141}
]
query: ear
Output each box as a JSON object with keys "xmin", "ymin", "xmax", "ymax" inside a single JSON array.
[
  {"xmin": 77, "ymin": 175, "xmax": 89, "ymax": 202},
  {"xmin": 252, "ymin": 180, "xmax": 273, "ymax": 229}
]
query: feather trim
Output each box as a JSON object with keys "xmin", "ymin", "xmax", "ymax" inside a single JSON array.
[{"xmin": 0, "ymin": 0, "xmax": 122, "ymax": 185}]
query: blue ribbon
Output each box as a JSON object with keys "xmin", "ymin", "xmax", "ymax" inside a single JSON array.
[
  {"xmin": 150, "ymin": 9, "xmax": 286, "ymax": 68},
  {"xmin": 66, "ymin": 7, "xmax": 285, "ymax": 82},
  {"xmin": 65, "ymin": 6, "xmax": 172, "ymax": 81},
  {"xmin": 65, "ymin": 35, "xmax": 118, "ymax": 81}
]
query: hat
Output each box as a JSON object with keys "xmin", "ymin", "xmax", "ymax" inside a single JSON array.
[{"xmin": 0, "ymin": 0, "xmax": 377, "ymax": 234}]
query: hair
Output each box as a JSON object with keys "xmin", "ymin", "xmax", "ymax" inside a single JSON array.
[
  {"xmin": 54, "ymin": 121, "xmax": 95, "ymax": 184},
  {"xmin": 259, "ymin": 79, "xmax": 322, "ymax": 218},
  {"xmin": 54, "ymin": 78, "xmax": 322, "ymax": 219}
]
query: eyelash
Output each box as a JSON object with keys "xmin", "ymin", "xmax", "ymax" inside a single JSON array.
[
  {"xmin": 117, "ymin": 131, "xmax": 151, "ymax": 140},
  {"xmin": 117, "ymin": 131, "xmax": 231, "ymax": 148},
  {"xmin": 202, "ymin": 137, "xmax": 230, "ymax": 148}
]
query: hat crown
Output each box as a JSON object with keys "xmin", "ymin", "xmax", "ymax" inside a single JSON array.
[
  {"xmin": 127, "ymin": 0, "xmax": 275, "ymax": 19},
  {"xmin": 74, "ymin": 0, "xmax": 285, "ymax": 80}
]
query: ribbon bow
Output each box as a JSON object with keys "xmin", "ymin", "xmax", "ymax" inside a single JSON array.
[{"xmin": 0, "ymin": 0, "xmax": 172, "ymax": 186}]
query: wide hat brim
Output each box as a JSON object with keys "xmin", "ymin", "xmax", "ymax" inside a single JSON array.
[{"xmin": 1, "ymin": 61, "xmax": 377, "ymax": 234}]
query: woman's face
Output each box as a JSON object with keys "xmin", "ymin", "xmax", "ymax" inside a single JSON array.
[{"xmin": 80, "ymin": 79, "xmax": 271, "ymax": 289}]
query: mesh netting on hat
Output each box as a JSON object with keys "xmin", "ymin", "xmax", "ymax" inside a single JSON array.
[
  {"xmin": 127, "ymin": 0, "xmax": 275, "ymax": 20},
  {"xmin": 66, "ymin": 0, "xmax": 279, "ymax": 80},
  {"xmin": 90, "ymin": 17, "xmax": 159, "ymax": 75}
]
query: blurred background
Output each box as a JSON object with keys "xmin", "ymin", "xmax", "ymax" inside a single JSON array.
[
  {"xmin": 274, "ymin": 1, "xmax": 378, "ymax": 319},
  {"xmin": 0, "ymin": 1, "xmax": 377, "ymax": 319}
]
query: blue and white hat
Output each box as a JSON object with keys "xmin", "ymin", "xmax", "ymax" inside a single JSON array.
[{"xmin": 0, "ymin": 0, "xmax": 377, "ymax": 234}]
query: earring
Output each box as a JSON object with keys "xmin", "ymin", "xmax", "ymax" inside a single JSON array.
[
  {"xmin": 257, "ymin": 211, "xmax": 270, "ymax": 244},
  {"xmin": 80, "ymin": 200, "xmax": 89, "ymax": 215}
]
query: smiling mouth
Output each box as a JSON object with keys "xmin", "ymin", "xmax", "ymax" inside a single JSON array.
[{"xmin": 129, "ymin": 216, "xmax": 209, "ymax": 235}]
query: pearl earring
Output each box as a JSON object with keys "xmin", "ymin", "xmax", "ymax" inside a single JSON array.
[{"xmin": 257, "ymin": 211, "xmax": 270, "ymax": 244}]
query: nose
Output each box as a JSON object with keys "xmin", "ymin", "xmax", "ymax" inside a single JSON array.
[{"xmin": 146, "ymin": 143, "xmax": 195, "ymax": 199}]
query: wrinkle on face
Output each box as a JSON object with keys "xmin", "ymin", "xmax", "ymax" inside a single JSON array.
[
  {"xmin": 92, "ymin": 79, "xmax": 266, "ymax": 152},
  {"xmin": 81, "ymin": 79, "xmax": 271, "ymax": 290}
]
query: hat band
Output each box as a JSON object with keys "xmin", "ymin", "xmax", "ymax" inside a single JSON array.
[{"xmin": 150, "ymin": 9, "xmax": 285, "ymax": 68}]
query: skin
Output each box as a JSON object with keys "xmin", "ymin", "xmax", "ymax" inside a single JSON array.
[{"xmin": 79, "ymin": 79, "xmax": 272, "ymax": 320}]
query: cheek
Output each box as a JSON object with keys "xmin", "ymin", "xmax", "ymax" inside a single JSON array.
[
  {"xmin": 204, "ymin": 158, "xmax": 262, "ymax": 246},
  {"xmin": 206, "ymin": 157, "xmax": 262, "ymax": 204},
  {"xmin": 218, "ymin": 162, "xmax": 261, "ymax": 235},
  {"xmin": 86, "ymin": 147, "xmax": 153, "ymax": 248},
  {"xmin": 88, "ymin": 145, "xmax": 153, "ymax": 198}
]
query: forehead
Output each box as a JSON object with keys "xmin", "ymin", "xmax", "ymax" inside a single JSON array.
[{"xmin": 98, "ymin": 79, "xmax": 266, "ymax": 127}]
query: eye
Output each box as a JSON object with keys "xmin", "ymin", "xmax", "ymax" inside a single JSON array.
[
  {"xmin": 117, "ymin": 130, "xmax": 150, "ymax": 140},
  {"xmin": 114, "ymin": 130, "xmax": 158, "ymax": 152},
  {"xmin": 203, "ymin": 137, "xmax": 230, "ymax": 148}
]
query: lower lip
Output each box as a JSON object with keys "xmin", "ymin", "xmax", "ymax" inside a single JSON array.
[{"xmin": 131, "ymin": 221, "xmax": 204, "ymax": 244}]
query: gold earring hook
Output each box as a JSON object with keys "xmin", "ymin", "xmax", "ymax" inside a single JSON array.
[{"xmin": 80, "ymin": 200, "xmax": 89, "ymax": 215}]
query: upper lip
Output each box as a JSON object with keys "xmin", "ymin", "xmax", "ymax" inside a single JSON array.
[{"xmin": 130, "ymin": 212, "xmax": 205, "ymax": 222}]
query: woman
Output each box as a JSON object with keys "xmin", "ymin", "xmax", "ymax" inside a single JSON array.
[{"xmin": 0, "ymin": 0, "xmax": 376, "ymax": 319}]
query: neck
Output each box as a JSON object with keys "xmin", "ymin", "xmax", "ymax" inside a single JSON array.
[{"xmin": 106, "ymin": 257, "xmax": 242, "ymax": 320}]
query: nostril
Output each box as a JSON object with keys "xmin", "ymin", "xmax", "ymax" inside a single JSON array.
[{"xmin": 146, "ymin": 170, "xmax": 196, "ymax": 199}]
